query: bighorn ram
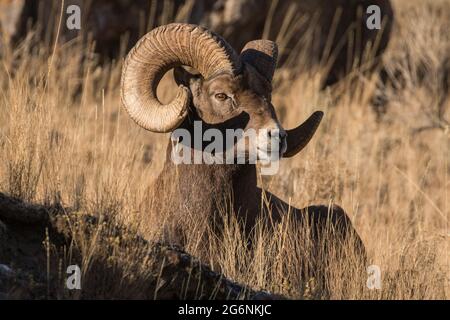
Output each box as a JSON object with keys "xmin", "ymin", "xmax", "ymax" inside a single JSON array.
[{"xmin": 121, "ymin": 24, "xmax": 365, "ymax": 257}]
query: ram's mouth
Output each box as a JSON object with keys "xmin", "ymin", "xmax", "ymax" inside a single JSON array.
[
  {"xmin": 280, "ymin": 138, "xmax": 288, "ymax": 155},
  {"xmin": 256, "ymin": 147, "xmax": 282, "ymax": 162},
  {"xmin": 256, "ymin": 137, "xmax": 287, "ymax": 161}
]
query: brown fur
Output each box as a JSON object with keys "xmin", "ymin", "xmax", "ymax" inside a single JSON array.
[{"xmin": 150, "ymin": 62, "xmax": 366, "ymax": 260}]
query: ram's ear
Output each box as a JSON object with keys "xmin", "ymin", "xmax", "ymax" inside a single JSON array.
[
  {"xmin": 174, "ymin": 66, "xmax": 202, "ymax": 88},
  {"xmin": 283, "ymin": 111, "xmax": 324, "ymax": 158},
  {"xmin": 241, "ymin": 40, "xmax": 278, "ymax": 83}
]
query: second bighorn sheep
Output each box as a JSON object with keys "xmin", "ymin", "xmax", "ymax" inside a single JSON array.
[{"xmin": 121, "ymin": 23, "xmax": 365, "ymax": 256}]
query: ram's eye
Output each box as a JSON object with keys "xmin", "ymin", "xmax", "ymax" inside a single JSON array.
[{"xmin": 215, "ymin": 93, "xmax": 228, "ymax": 101}]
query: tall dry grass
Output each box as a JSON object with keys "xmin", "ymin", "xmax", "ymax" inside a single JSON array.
[{"xmin": 0, "ymin": 0, "xmax": 448, "ymax": 299}]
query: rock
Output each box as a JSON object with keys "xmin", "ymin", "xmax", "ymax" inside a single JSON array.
[
  {"xmin": 149, "ymin": 244, "xmax": 284, "ymax": 300},
  {"xmin": 0, "ymin": 193, "xmax": 49, "ymax": 225},
  {"xmin": 0, "ymin": 192, "xmax": 284, "ymax": 300},
  {"xmin": 0, "ymin": 263, "xmax": 13, "ymax": 300},
  {"xmin": 0, "ymin": 264, "xmax": 14, "ymax": 277}
]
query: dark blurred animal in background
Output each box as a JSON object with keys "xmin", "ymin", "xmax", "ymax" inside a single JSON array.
[
  {"xmin": 0, "ymin": 0, "xmax": 186, "ymax": 56},
  {"xmin": 197, "ymin": 0, "xmax": 394, "ymax": 86},
  {"xmin": 0, "ymin": 0, "xmax": 393, "ymax": 87}
]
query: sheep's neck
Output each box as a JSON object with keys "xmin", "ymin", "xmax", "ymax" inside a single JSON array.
[{"xmin": 160, "ymin": 145, "xmax": 259, "ymax": 222}]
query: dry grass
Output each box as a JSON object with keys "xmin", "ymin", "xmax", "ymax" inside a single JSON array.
[{"xmin": 0, "ymin": 0, "xmax": 448, "ymax": 299}]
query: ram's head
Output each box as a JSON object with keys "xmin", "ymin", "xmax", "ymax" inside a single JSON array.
[{"xmin": 121, "ymin": 23, "xmax": 323, "ymax": 160}]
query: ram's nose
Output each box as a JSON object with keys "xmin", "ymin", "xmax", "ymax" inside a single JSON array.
[
  {"xmin": 279, "ymin": 129, "xmax": 288, "ymax": 155},
  {"xmin": 267, "ymin": 127, "xmax": 287, "ymax": 155}
]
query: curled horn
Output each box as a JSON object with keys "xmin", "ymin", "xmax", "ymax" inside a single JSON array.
[
  {"xmin": 240, "ymin": 40, "xmax": 278, "ymax": 83},
  {"xmin": 121, "ymin": 23, "xmax": 241, "ymax": 133},
  {"xmin": 283, "ymin": 111, "xmax": 324, "ymax": 158}
]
